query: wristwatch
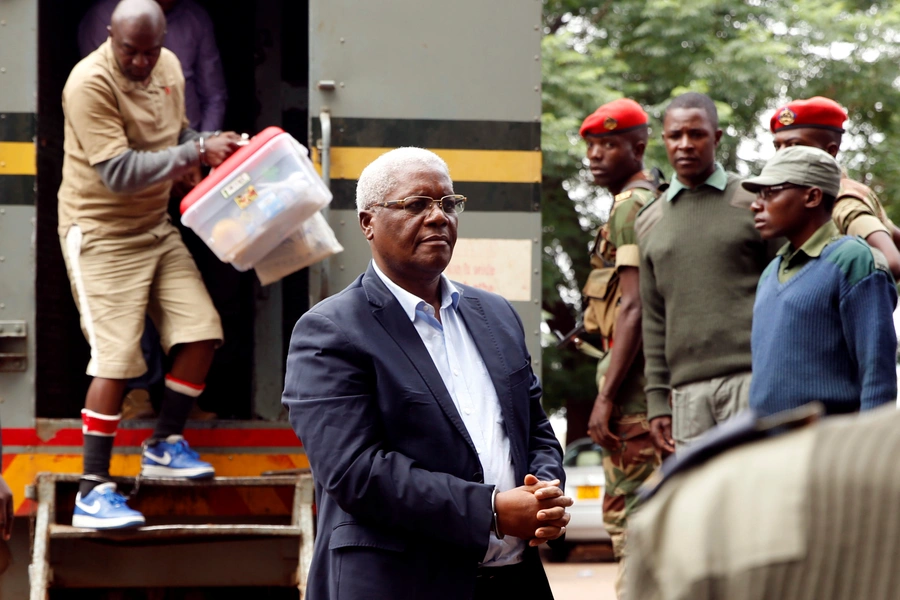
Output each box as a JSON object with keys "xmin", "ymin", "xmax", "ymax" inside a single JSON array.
[{"xmin": 491, "ymin": 486, "xmax": 505, "ymax": 539}]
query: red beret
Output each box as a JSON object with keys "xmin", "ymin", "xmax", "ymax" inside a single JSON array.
[
  {"xmin": 580, "ymin": 98, "xmax": 649, "ymax": 138},
  {"xmin": 770, "ymin": 96, "xmax": 846, "ymax": 133}
]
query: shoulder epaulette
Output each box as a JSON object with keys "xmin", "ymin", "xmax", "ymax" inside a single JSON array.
[
  {"xmin": 614, "ymin": 189, "xmax": 633, "ymax": 203},
  {"xmin": 615, "ymin": 187, "xmax": 655, "ymax": 210}
]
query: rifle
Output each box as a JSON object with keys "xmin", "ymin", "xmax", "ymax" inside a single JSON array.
[
  {"xmin": 555, "ymin": 324, "xmax": 608, "ymax": 359},
  {"xmin": 554, "ymin": 324, "xmax": 586, "ymax": 350}
]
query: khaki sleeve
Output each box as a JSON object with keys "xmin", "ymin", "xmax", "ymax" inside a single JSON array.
[
  {"xmin": 833, "ymin": 197, "xmax": 889, "ymax": 238},
  {"xmin": 847, "ymin": 215, "xmax": 889, "ymax": 239},
  {"xmin": 615, "ymin": 244, "xmax": 640, "ymax": 269},
  {"xmin": 64, "ymin": 77, "xmax": 129, "ymax": 166}
]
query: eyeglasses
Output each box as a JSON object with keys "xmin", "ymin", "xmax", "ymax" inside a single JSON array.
[
  {"xmin": 756, "ymin": 184, "xmax": 810, "ymax": 201},
  {"xmin": 368, "ymin": 195, "xmax": 467, "ymax": 215}
]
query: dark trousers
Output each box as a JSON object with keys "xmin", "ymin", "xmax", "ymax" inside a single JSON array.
[{"xmin": 474, "ymin": 556, "xmax": 554, "ymax": 600}]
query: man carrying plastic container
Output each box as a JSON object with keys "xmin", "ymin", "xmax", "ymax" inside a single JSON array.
[{"xmin": 57, "ymin": 0, "xmax": 242, "ymax": 529}]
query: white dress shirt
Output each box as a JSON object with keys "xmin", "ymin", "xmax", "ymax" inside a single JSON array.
[{"xmin": 372, "ymin": 262, "xmax": 524, "ymax": 566}]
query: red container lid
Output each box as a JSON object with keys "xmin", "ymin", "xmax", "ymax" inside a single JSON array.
[{"xmin": 180, "ymin": 126, "xmax": 288, "ymax": 215}]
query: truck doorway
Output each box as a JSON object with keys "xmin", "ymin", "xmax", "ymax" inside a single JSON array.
[{"xmin": 35, "ymin": 0, "xmax": 310, "ymax": 421}]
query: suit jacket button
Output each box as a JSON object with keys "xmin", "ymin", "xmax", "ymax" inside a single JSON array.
[{"xmin": 473, "ymin": 473, "xmax": 484, "ymax": 483}]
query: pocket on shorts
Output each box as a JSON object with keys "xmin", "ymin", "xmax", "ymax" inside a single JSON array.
[
  {"xmin": 672, "ymin": 384, "xmax": 720, "ymax": 446},
  {"xmin": 671, "ymin": 388, "xmax": 687, "ymax": 443},
  {"xmin": 671, "ymin": 387, "xmax": 704, "ymax": 446}
]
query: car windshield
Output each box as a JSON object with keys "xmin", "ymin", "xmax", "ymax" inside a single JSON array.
[{"xmin": 563, "ymin": 440, "xmax": 604, "ymax": 467}]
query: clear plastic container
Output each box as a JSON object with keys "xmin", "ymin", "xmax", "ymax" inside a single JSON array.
[{"xmin": 180, "ymin": 127, "xmax": 332, "ymax": 271}]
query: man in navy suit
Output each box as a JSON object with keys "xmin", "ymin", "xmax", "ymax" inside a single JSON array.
[{"xmin": 282, "ymin": 148, "xmax": 570, "ymax": 599}]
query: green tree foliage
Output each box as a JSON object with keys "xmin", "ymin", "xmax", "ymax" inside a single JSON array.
[{"xmin": 541, "ymin": 0, "xmax": 900, "ymax": 425}]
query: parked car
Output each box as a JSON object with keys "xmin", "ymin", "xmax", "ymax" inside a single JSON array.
[{"xmin": 548, "ymin": 437, "xmax": 610, "ymax": 561}]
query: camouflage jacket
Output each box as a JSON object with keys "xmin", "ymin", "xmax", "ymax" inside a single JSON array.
[{"xmin": 588, "ymin": 176, "xmax": 660, "ymax": 415}]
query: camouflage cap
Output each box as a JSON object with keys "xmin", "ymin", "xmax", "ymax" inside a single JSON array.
[{"xmin": 742, "ymin": 146, "xmax": 841, "ymax": 198}]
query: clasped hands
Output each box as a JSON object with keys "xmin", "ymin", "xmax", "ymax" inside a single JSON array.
[{"xmin": 494, "ymin": 474, "xmax": 573, "ymax": 546}]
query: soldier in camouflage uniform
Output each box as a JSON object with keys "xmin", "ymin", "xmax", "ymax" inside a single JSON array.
[
  {"xmin": 771, "ymin": 96, "xmax": 900, "ymax": 279},
  {"xmin": 579, "ymin": 99, "xmax": 661, "ymax": 595}
]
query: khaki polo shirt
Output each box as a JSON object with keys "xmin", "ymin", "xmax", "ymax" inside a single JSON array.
[{"xmin": 58, "ymin": 39, "xmax": 189, "ymax": 235}]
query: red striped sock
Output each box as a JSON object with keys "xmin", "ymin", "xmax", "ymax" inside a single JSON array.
[
  {"xmin": 164, "ymin": 374, "xmax": 205, "ymax": 398},
  {"xmin": 81, "ymin": 409, "xmax": 120, "ymax": 493},
  {"xmin": 81, "ymin": 408, "xmax": 121, "ymax": 437}
]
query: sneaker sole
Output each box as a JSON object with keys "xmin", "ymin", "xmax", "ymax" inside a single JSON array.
[
  {"xmin": 72, "ymin": 514, "xmax": 145, "ymax": 529},
  {"xmin": 140, "ymin": 464, "xmax": 215, "ymax": 479}
]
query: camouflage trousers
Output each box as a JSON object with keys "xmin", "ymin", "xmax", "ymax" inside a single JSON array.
[{"xmin": 602, "ymin": 412, "xmax": 660, "ymax": 559}]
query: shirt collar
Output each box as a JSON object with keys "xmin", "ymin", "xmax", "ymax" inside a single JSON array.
[
  {"xmin": 777, "ymin": 220, "xmax": 841, "ymax": 261},
  {"xmin": 371, "ymin": 261, "xmax": 460, "ymax": 322},
  {"xmin": 665, "ymin": 162, "xmax": 727, "ymax": 202}
]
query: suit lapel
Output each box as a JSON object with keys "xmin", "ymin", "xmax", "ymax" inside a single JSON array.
[
  {"xmin": 456, "ymin": 291, "xmax": 526, "ymax": 473},
  {"xmin": 362, "ymin": 266, "xmax": 477, "ymax": 453}
]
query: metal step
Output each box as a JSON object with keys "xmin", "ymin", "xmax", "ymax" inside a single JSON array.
[
  {"xmin": 28, "ymin": 471, "xmax": 315, "ymax": 599},
  {"xmin": 50, "ymin": 523, "xmax": 306, "ymax": 540},
  {"xmin": 33, "ymin": 472, "xmax": 307, "ymax": 486}
]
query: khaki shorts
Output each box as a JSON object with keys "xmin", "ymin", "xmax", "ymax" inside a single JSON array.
[
  {"xmin": 672, "ymin": 370, "xmax": 752, "ymax": 450},
  {"xmin": 60, "ymin": 221, "xmax": 223, "ymax": 379}
]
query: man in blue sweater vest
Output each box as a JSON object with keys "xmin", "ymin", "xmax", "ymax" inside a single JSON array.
[{"xmin": 744, "ymin": 146, "xmax": 897, "ymax": 416}]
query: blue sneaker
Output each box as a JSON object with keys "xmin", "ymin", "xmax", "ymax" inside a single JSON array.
[
  {"xmin": 72, "ymin": 482, "xmax": 146, "ymax": 529},
  {"xmin": 141, "ymin": 435, "xmax": 215, "ymax": 479}
]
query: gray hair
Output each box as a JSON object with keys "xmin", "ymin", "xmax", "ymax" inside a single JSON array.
[{"xmin": 356, "ymin": 147, "xmax": 451, "ymax": 213}]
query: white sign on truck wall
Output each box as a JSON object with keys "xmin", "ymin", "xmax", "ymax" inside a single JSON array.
[{"xmin": 446, "ymin": 238, "xmax": 532, "ymax": 302}]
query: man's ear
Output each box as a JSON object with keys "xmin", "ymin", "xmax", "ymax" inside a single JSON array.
[
  {"xmin": 804, "ymin": 187, "xmax": 824, "ymax": 209},
  {"xmin": 714, "ymin": 128, "xmax": 723, "ymax": 147},
  {"xmin": 359, "ymin": 210, "xmax": 375, "ymax": 241},
  {"xmin": 633, "ymin": 139, "xmax": 647, "ymax": 162}
]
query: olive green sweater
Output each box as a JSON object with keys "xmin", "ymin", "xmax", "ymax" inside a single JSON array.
[{"xmin": 637, "ymin": 173, "xmax": 775, "ymax": 420}]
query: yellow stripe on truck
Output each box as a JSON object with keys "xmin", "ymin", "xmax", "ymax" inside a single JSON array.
[
  {"xmin": 0, "ymin": 142, "xmax": 36, "ymax": 175},
  {"xmin": 324, "ymin": 147, "xmax": 542, "ymax": 184}
]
